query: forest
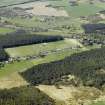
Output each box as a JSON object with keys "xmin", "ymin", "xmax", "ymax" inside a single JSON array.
[
  {"xmin": 0, "ymin": 34, "xmax": 63, "ymax": 48},
  {"xmin": 21, "ymin": 47, "xmax": 105, "ymax": 89},
  {"xmin": 0, "ymin": 49, "xmax": 9, "ymax": 61},
  {"xmin": 0, "ymin": 86, "xmax": 55, "ymax": 105},
  {"xmin": 82, "ymin": 23, "xmax": 105, "ymax": 34}
]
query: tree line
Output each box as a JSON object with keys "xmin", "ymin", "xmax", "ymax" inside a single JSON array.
[
  {"xmin": 0, "ymin": 49, "xmax": 9, "ymax": 61},
  {"xmin": 0, "ymin": 34, "xmax": 63, "ymax": 48},
  {"xmin": 0, "ymin": 86, "xmax": 55, "ymax": 105},
  {"xmin": 0, "ymin": 34, "xmax": 63, "ymax": 61}
]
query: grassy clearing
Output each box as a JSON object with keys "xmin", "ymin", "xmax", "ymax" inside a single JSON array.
[
  {"xmin": 5, "ymin": 38, "xmax": 101, "ymax": 59},
  {"xmin": 90, "ymin": 101, "xmax": 105, "ymax": 105},
  {"xmin": 31, "ymin": 44, "xmax": 101, "ymax": 65},
  {"xmin": 0, "ymin": 61, "xmax": 33, "ymax": 78},
  {"xmin": 31, "ymin": 48, "xmax": 84, "ymax": 65},
  {"xmin": 66, "ymin": 3, "xmax": 105, "ymax": 17},
  {"xmin": 37, "ymin": 85, "xmax": 77, "ymax": 105},
  {"xmin": 0, "ymin": 27, "xmax": 15, "ymax": 35},
  {"xmin": 5, "ymin": 39, "xmax": 83, "ymax": 57},
  {"xmin": 0, "ymin": 72, "xmax": 28, "ymax": 89}
]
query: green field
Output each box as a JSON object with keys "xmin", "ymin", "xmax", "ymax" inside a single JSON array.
[
  {"xmin": 0, "ymin": 60, "xmax": 33, "ymax": 78},
  {"xmin": 91, "ymin": 101, "xmax": 105, "ymax": 105},
  {"xmin": 5, "ymin": 39, "xmax": 84, "ymax": 57},
  {"xmin": 0, "ymin": 27, "xmax": 15, "ymax": 35}
]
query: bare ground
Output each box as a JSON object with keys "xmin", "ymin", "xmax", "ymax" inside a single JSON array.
[{"xmin": 0, "ymin": 72, "xmax": 28, "ymax": 89}]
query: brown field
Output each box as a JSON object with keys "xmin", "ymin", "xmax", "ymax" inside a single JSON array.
[
  {"xmin": 0, "ymin": 72, "xmax": 28, "ymax": 89},
  {"xmin": 37, "ymin": 85, "xmax": 77, "ymax": 105},
  {"xmin": 37, "ymin": 85, "xmax": 102, "ymax": 105}
]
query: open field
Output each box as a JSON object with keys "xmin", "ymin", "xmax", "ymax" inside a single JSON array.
[
  {"xmin": 5, "ymin": 39, "xmax": 84, "ymax": 57},
  {"xmin": 37, "ymin": 85, "xmax": 102, "ymax": 105},
  {"xmin": 37, "ymin": 85, "xmax": 77, "ymax": 105},
  {"xmin": 0, "ymin": 72, "xmax": 28, "ymax": 89},
  {"xmin": 0, "ymin": 61, "xmax": 33, "ymax": 78},
  {"xmin": 0, "ymin": 27, "xmax": 15, "ymax": 35},
  {"xmin": 91, "ymin": 101, "xmax": 105, "ymax": 105}
]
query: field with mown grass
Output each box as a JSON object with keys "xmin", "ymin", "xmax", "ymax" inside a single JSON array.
[
  {"xmin": 0, "ymin": 27, "xmax": 15, "ymax": 35},
  {"xmin": 91, "ymin": 101, "xmax": 105, "ymax": 105},
  {"xmin": 5, "ymin": 39, "xmax": 84, "ymax": 57}
]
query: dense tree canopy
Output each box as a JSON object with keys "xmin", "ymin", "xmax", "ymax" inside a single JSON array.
[
  {"xmin": 0, "ymin": 49, "xmax": 9, "ymax": 61},
  {"xmin": 0, "ymin": 86, "xmax": 55, "ymax": 105},
  {"xmin": 0, "ymin": 34, "xmax": 63, "ymax": 48},
  {"xmin": 21, "ymin": 47, "xmax": 105, "ymax": 88}
]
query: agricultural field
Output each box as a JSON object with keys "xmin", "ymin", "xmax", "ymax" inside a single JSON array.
[
  {"xmin": 0, "ymin": 61, "xmax": 33, "ymax": 78},
  {"xmin": 0, "ymin": 27, "xmax": 16, "ymax": 35}
]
